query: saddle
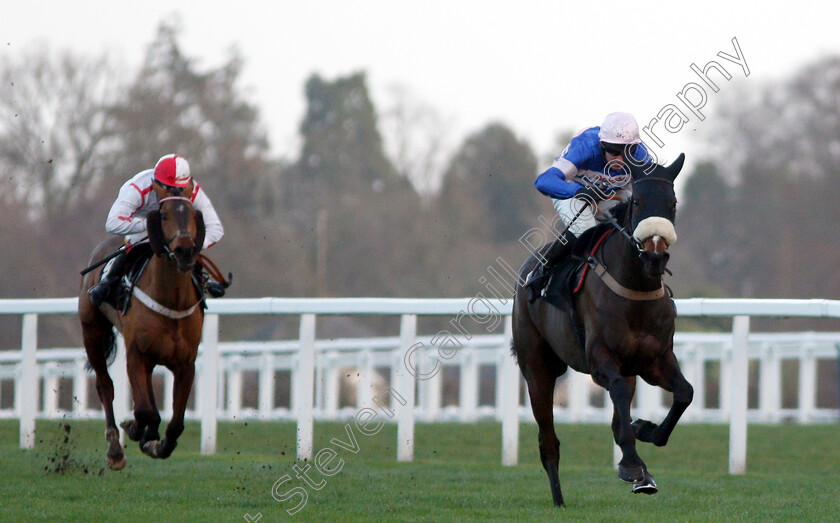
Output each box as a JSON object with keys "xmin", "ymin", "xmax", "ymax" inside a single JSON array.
[
  {"xmin": 542, "ymin": 223, "xmax": 614, "ymax": 311},
  {"xmin": 541, "ymin": 224, "xmax": 615, "ymax": 351}
]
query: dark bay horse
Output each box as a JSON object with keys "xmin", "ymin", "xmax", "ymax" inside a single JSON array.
[
  {"xmin": 512, "ymin": 153, "xmax": 692, "ymax": 507},
  {"xmin": 79, "ymin": 194, "xmax": 205, "ymax": 470}
]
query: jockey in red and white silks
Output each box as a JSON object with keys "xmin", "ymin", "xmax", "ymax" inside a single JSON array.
[
  {"xmin": 105, "ymin": 154, "xmax": 224, "ymax": 249},
  {"xmin": 88, "ymin": 153, "xmax": 226, "ymax": 306}
]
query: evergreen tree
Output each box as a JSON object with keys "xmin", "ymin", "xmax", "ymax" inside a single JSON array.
[{"xmin": 438, "ymin": 123, "xmax": 540, "ymax": 243}]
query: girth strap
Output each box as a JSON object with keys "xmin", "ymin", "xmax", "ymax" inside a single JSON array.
[
  {"xmin": 132, "ymin": 286, "xmax": 201, "ymax": 319},
  {"xmin": 589, "ymin": 259, "xmax": 665, "ymax": 301}
]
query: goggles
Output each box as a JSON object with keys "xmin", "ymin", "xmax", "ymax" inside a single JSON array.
[{"xmin": 601, "ymin": 142, "xmax": 637, "ymax": 157}]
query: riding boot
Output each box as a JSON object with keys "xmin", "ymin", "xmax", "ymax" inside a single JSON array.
[
  {"xmin": 88, "ymin": 253, "xmax": 127, "ymax": 307},
  {"xmin": 525, "ymin": 231, "xmax": 577, "ymax": 303},
  {"xmin": 205, "ymin": 279, "xmax": 226, "ymax": 298},
  {"xmin": 194, "ymin": 266, "xmax": 226, "ymax": 298}
]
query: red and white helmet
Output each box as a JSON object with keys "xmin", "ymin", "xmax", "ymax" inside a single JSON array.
[
  {"xmin": 598, "ymin": 112, "xmax": 641, "ymax": 145},
  {"xmin": 154, "ymin": 154, "xmax": 191, "ymax": 187}
]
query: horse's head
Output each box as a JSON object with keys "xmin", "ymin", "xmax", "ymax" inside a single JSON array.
[
  {"xmin": 626, "ymin": 153, "xmax": 684, "ymax": 276},
  {"xmin": 146, "ymin": 196, "xmax": 205, "ymax": 273}
]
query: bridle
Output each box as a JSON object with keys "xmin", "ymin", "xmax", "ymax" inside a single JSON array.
[
  {"xmin": 602, "ymin": 177, "xmax": 675, "ymax": 257},
  {"xmin": 582, "ymin": 176, "xmax": 675, "ymax": 298},
  {"xmin": 157, "ymin": 196, "xmax": 198, "ymax": 261}
]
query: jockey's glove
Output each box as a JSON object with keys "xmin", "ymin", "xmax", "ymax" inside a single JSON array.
[{"xmin": 574, "ymin": 185, "xmax": 608, "ymax": 204}]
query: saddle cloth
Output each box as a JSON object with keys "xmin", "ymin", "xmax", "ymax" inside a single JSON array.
[
  {"xmin": 537, "ymin": 225, "xmax": 614, "ymax": 352},
  {"xmin": 542, "ymin": 224, "xmax": 614, "ymax": 311}
]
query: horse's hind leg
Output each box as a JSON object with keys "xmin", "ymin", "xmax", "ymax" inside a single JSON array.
[
  {"xmin": 633, "ymin": 351, "xmax": 694, "ymax": 447},
  {"xmin": 520, "ymin": 348, "xmax": 566, "ymax": 507},
  {"xmin": 144, "ymin": 363, "xmax": 194, "ymax": 459},
  {"xmin": 81, "ymin": 319, "xmax": 125, "ymax": 470}
]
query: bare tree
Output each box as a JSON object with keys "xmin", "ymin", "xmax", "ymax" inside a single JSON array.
[
  {"xmin": 110, "ymin": 21, "xmax": 273, "ymax": 218},
  {"xmin": 0, "ymin": 46, "xmax": 122, "ymax": 218},
  {"xmin": 674, "ymin": 55, "xmax": 840, "ymax": 304},
  {"xmin": 380, "ymin": 84, "xmax": 454, "ymax": 203},
  {"xmin": 703, "ymin": 56, "xmax": 840, "ymax": 182}
]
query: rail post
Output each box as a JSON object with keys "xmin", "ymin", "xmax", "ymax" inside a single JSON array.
[
  {"xmin": 397, "ymin": 314, "xmax": 417, "ymax": 462},
  {"xmin": 729, "ymin": 315, "xmax": 749, "ymax": 474},
  {"xmin": 200, "ymin": 314, "xmax": 220, "ymax": 455},
  {"xmin": 501, "ymin": 316, "xmax": 519, "ymax": 466},
  {"xmin": 296, "ymin": 313, "xmax": 316, "ymax": 462},
  {"xmin": 19, "ymin": 313, "xmax": 38, "ymax": 449}
]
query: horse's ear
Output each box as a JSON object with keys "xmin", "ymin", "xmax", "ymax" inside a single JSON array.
[
  {"xmin": 146, "ymin": 211, "xmax": 167, "ymax": 256},
  {"xmin": 665, "ymin": 153, "xmax": 686, "ymax": 182},
  {"xmin": 193, "ymin": 211, "xmax": 205, "ymax": 254}
]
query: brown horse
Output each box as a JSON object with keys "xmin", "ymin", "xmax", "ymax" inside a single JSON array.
[
  {"xmin": 79, "ymin": 194, "xmax": 205, "ymax": 470},
  {"xmin": 511, "ymin": 153, "xmax": 692, "ymax": 507}
]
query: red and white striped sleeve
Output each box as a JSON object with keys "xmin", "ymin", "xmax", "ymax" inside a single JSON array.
[
  {"xmin": 191, "ymin": 183, "xmax": 224, "ymax": 249},
  {"xmin": 105, "ymin": 174, "xmax": 150, "ymax": 236}
]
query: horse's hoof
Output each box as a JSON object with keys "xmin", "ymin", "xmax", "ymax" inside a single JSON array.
[
  {"xmin": 120, "ymin": 420, "xmax": 141, "ymax": 441},
  {"xmin": 142, "ymin": 440, "xmax": 162, "ymax": 458},
  {"xmin": 107, "ymin": 455, "xmax": 126, "ymax": 471},
  {"xmin": 618, "ymin": 464, "xmax": 645, "ymax": 484},
  {"xmin": 632, "ymin": 470, "xmax": 658, "ymax": 495},
  {"xmin": 631, "ymin": 419, "xmax": 657, "ymax": 441}
]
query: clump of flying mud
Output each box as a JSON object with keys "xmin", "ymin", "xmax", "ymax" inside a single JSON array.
[{"xmin": 42, "ymin": 422, "xmax": 103, "ymax": 476}]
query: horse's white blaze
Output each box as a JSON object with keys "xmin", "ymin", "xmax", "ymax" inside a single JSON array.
[
  {"xmin": 651, "ymin": 235, "xmax": 665, "ymax": 253},
  {"xmin": 633, "ymin": 217, "xmax": 677, "ymax": 246}
]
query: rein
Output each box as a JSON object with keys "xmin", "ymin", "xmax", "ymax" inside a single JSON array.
[
  {"xmin": 571, "ymin": 230, "xmax": 666, "ymax": 301},
  {"xmin": 603, "ymin": 212, "xmax": 642, "ymax": 254},
  {"xmin": 580, "ymin": 228, "xmax": 666, "ymax": 301},
  {"xmin": 581, "ymin": 177, "xmax": 675, "ymax": 301}
]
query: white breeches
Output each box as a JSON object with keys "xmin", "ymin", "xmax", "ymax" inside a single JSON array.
[{"xmin": 552, "ymin": 190, "xmax": 629, "ymax": 237}]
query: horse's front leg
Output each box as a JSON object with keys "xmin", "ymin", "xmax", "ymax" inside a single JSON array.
[
  {"xmin": 633, "ymin": 351, "xmax": 694, "ymax": 447},
  {"xmin": 123, "ymin": 348, "xmax": 161, "ymax": 449},
  {"xmin": 589, "ymin": 345, "xmax": 647, "ymax": 484},
  {"xmin": 610, "ymin": 375, "xmax": 636, "ymax": 455},
  {"xmin": 144, "ymin": 362, "xmax": 195, "ymax": 459}
]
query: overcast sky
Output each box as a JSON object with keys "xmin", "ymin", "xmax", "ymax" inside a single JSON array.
[{"xmin": 2, "ymin": 1, "xmax": 838, "ymax": 176}]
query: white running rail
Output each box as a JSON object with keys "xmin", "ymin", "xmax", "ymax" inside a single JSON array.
[{"xmin": 1, "ymin": 297, "xmax": 839, "ymax": 475}]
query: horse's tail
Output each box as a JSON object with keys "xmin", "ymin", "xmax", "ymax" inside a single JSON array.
[
  {"xmin": 510, "ymin": 340, "xmax": 519, "ymax": 363},
  {"xmin": 84, "ymin": 326, "xmax": 117, "ymax": 371},
  {"xmin": 103, "ymin": 327, "xmax": 117, "ymax": 366}
]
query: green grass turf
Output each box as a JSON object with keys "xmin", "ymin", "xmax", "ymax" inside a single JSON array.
[{"xmin": 0, "ymin": 420, "xmax": 837, "ymax": 521}]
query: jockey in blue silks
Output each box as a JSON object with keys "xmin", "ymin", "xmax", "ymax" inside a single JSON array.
[{"xmin": 524, "ymin": 112, "xmax": 653, "ymax": 301}]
